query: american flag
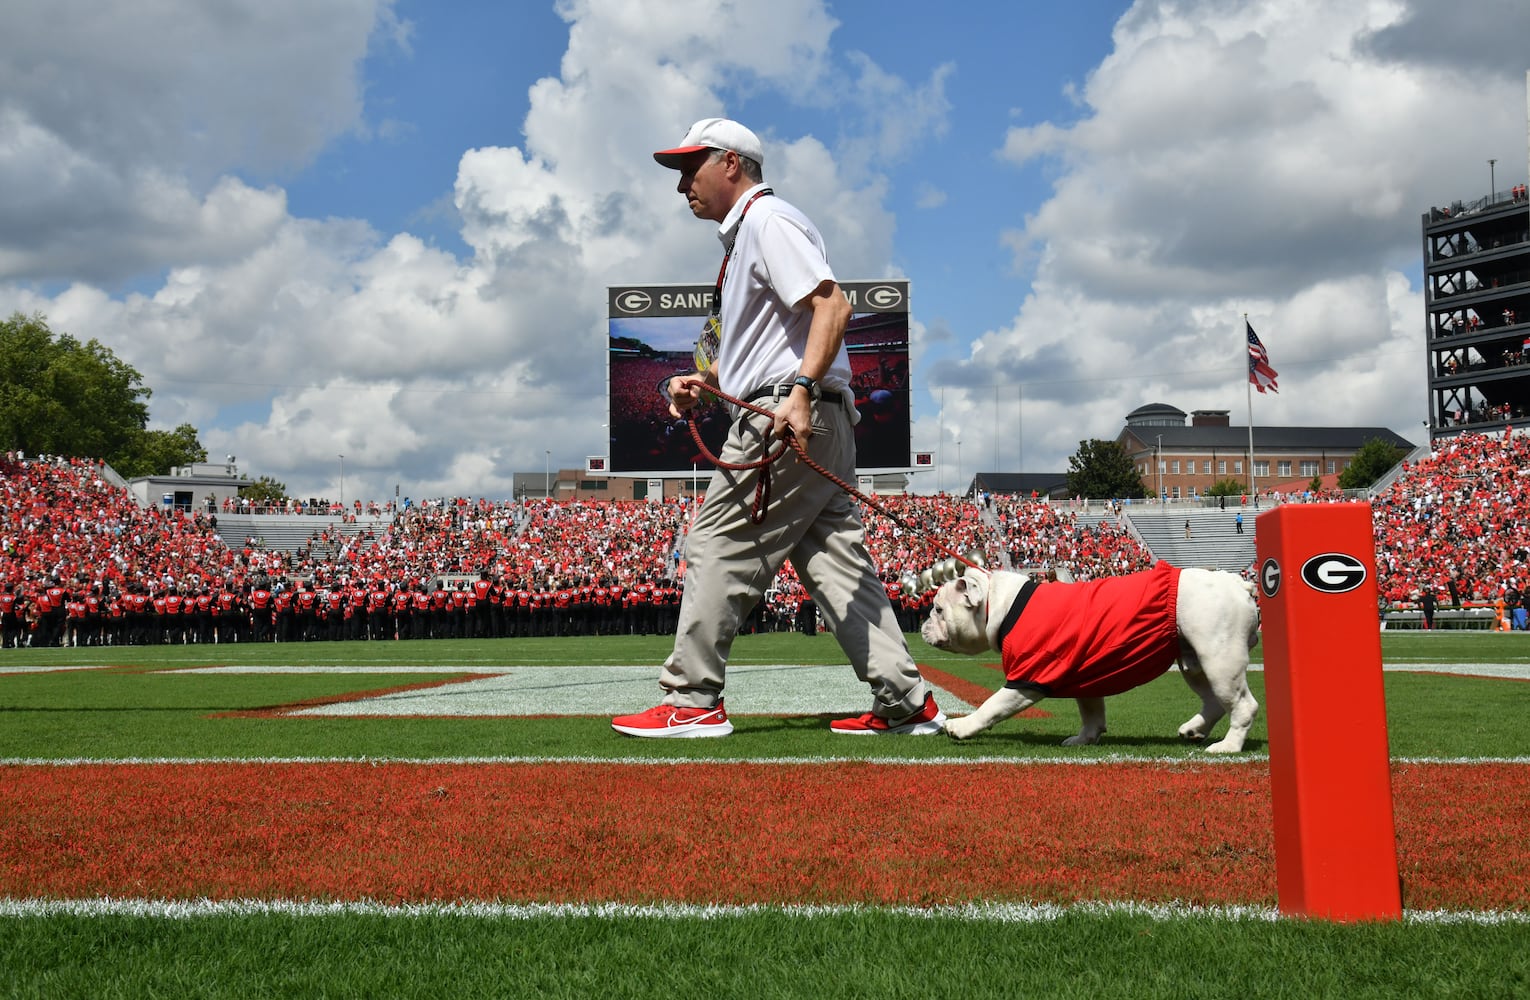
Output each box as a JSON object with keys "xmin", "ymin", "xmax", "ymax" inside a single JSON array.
[{"xmin": 1247, "ymin": 321, "xmax": 1279, "ymax": 394}]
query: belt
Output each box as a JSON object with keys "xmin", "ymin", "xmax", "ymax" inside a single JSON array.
[{"xmin": 743, "ymin": 382, "xmax": 853, "ymax": 410}]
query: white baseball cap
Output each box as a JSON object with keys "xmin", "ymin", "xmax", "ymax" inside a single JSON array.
[{"xmin": 653, "ymin": 118, "xmax": 764, "ymax": 169}]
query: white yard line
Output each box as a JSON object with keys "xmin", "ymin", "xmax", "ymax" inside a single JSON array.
[
  {"xmin": 0, "ymin": 896, "xmax": 1523, "ymax": 925},
  {"xmin": 5, "ymin": 754, "xmax": 1529, "ymax": 766}
]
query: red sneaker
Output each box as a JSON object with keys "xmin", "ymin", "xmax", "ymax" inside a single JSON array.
[
  {"xmin": 830, "ymin": 692, "xmax": 945, "ymax": 736},
  {"xmin": 611, "ymin": 700, "xmax": 733, "ymax": 738}
]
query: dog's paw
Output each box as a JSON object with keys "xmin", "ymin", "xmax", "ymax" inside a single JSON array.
[
  {"xmin": 944, "ymin": 715, "xmax": 981, "ymax": 740},
  {"xmin": 1178, "ymin": 722, "xmax": 1207, "ymax": 742},
  {"xmin": 1061, "ymin": 732, "xmax": 1101, "ymax": 747},
  {"xmin": 1203, "ymin": 737, "xmax": 1244, "ymax": 753}
]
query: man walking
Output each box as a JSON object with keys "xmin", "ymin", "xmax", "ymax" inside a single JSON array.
[{"xmin": 613, "ymin": 119, "xmax": 943, "ymax": 738}]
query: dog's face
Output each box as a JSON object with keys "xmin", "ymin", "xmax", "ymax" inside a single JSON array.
[{"xmin": 920, "ymin": 571, "xmax": 993, "ymax": 655}]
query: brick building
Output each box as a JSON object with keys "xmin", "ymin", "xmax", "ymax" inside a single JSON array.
[{"xmin": 1117, "ymin": 403, "xmax": 1412, "ymax": 499}]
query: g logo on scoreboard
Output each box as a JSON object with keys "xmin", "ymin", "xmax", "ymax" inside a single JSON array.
[
  {"xmin": 613, "ymin": 290, "xmax": 653, "ymax": 314},
  {"xmin": 1299, "ymin": 552, "xmax": 1367, "ymax": 594}
]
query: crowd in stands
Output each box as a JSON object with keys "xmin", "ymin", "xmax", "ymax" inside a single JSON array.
[
  {"xmin": 1, "ymin": 452, "xmax": 1142, "ymax": 647},
  {"xmin": 989, "ymin": 495, "xmax": 1154, "ymax": 581},
  {"xmin": 1439, "ymin": 400, "xmax": 1530, "ymax": 428},
  {"xmin": 1, "ymin": 453, "xmax": 245, "ymax": 649},
  {"xmin": 219, "ymin": 496, "xmax": 395, "ymax": 518},
  {"xmin": 0, "ymin": 452, "xmax": 714, "ymax": 646},
  {"xmin": 1370, "ymin": 430, "xmax": 1530, "ymax": 612},
  {"xmin": 15, "ymin": 427, "xmax": 1530, "ymax": 645},
  {"xmin": 607, "ymin": 353, "xmax": 735, "ymax": 470}
]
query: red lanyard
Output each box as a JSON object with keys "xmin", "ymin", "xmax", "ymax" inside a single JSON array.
[{"xmin": 711, "ymin": 188, "xmax": 773, "ymax": 316}]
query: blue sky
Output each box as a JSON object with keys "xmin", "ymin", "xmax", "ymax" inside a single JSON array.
[
  {"xmin": 276, "ymin": 1, "xmax": 1121, "ymax": 260},
  {"xmin": 278, "ymin": 2, "xmax": 567, "ymax": 251},
  {"xmin": 2, "ymin": 0, "xmax": 1529, "ymax": 501}
]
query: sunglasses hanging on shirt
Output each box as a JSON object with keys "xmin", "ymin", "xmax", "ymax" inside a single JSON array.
[{"xmin": 693, "ymin": 187, "xmax": 773, "ymax": 373}]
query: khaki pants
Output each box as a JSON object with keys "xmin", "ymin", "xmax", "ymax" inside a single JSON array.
[{"xmin": 659, "ymin": 391, "xmax": 926, "ymax": 716}]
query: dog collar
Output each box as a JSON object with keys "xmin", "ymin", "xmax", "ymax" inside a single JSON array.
[{"xmin": 994, "ymin": 578, "xmax": 1040, "ymax": 648}]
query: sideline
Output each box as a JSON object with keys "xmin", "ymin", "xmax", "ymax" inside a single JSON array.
[
  {"xmin": 0, "ymin": 896, "xmax": 1524, "ymax": 925},
  {"xmin": 5, "ymin": 754, "xmax": 1529, "ymax": 766}
]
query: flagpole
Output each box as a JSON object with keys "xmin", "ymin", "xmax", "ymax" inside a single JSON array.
[{"xmin": 1245, "ymin": 313, "xmax": 1255, "ymax": 496}]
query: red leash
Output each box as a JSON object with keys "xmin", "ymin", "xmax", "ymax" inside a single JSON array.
[{"xmin": 675, "ymin": 377, "xmax": 988, "ymax": 576}]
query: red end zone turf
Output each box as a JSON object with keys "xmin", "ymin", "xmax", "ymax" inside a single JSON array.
[{"xmin": 1, "ymin": 761, "xmax": 1524, "ymax": 911}]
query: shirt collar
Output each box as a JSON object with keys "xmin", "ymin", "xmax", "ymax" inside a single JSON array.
[{"xmin": 716, "ymin": 183, "xmax": 772, "ymax": 246}]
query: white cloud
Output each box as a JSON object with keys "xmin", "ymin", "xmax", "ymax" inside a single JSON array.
[
  {"xmin": 929, "ymin": 0, "xmax": 1528, "ymax": 483},
  {"xmin": 0, "ymin": 0, "xmax": 391, "ymax": 177},
  {"xmin": 914, "ymin": 184, "xmax": 948, "ymax": 210},
  {"xmin": 0, "ymin": 0, "xmax": 921, "ymax": 503},
  {"xmin": 0, "ymin": 1, "xmax": 401, "ymax": 285}
]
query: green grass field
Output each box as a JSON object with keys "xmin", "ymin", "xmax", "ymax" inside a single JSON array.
[
  {"xmin": 1, "ymin": 632, "xmax": 1527, "ymax": 998},
  {"xmin": 2, "ymin": 632, "xmax": 1526, "ymax": 761}
]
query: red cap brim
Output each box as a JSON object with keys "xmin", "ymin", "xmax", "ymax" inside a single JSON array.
[{"xmin": 653, "ymin": 144, "xmax": 710, "ymax": 169}]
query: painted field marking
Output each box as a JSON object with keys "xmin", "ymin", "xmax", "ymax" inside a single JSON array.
[
  {"xmin": 245, "ymin": 663, "xmax": 977, "ymax": 717},
  {"xmin": 152, "ymin": 661, "xmax": 1530, "ymax": 678},
  {"xmin": 0, "ymin": 664, "xmax": 124, "ymax": 674},
  {"xmin": 6, "ymin": 754, "xmax": 1530, "ymax": 766},
  {"xmin": 152, "ymin": 661, "xmax": 1529, "ymax": 719},
  {"xmin": 0, "ymin": 896, "xmax": 1523, "ymax": 925},
  {"xmin": 5, "ymin": 660, "xmax": 1527, "ymax": 679}
]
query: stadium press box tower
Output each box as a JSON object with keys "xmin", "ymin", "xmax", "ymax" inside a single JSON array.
[{"xmin": 1420, "ymin": 78, "xmax": 1530, "ymax": 443}]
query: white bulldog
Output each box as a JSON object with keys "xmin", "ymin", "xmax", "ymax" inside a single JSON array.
[{"xmin": 922, "ymin": 564, "xmax": 1260, "ymax": 752}]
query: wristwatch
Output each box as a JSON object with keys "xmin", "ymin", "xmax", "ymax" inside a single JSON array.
[{"xmin": 792, "ymin": 375, "xmax": 818, "ymax": 394}]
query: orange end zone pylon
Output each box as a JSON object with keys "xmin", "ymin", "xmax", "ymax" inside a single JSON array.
[{"xmin": 1255, "ymin": 502, "xmax": 1402, "ymax": 921}]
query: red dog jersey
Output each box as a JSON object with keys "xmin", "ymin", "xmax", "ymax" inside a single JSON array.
[{"xmin": 997, "ymin": 561, "xmax": 1182, "ymax": 698}]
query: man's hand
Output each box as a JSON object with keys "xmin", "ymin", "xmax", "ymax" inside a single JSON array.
[
  {"xmin": 773, "ymin": 387, "xmax": 813, "ymax": 441},
  {"xmin": 667, "ymin": 374, "xmax": 709, "ymax": 418}
]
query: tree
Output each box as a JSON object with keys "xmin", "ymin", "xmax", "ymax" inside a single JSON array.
[
  {"xmin": 115, "ymin": 423, "xmax": 208, "ymax": 479},
  {"xmin": 240, "ymin": 476, "xmax": 288, "ymax": 506},
  {"xmin": 1065, "ymin": 439, "xmax": 1148, "ymax": 499},
  {"xmin": 1, "ymin": 312, "xmax": 150, "ymax": 458},
  {"xmin": 0, "ymin": 313, "xmax": 211, "ymax": 476},
  {"xmin": 1204, "ymin": 478, "xmax": 1246, "ymax": 497},
  {"xmin": 1337, "ymin": 437, "xmax": 1410, "ymax": 491}
]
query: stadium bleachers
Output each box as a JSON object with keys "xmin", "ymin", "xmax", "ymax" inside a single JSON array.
[
  {"xmin": 1124, "ymin": 507, "xmax": 1257, "ymax": 574},
  {"xmin": 213, "ymin": 514, "xmax": 394, "ymax": 561}
]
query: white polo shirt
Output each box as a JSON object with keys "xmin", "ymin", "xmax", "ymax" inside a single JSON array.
[{"xmin": 712, "ymin": 184, "xmax": 853, "ymax": 401}]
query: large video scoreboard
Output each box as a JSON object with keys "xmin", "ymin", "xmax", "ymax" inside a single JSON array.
[{"xmin": 605, "ymin": 280, "xmax": 911, "ymax": 475}]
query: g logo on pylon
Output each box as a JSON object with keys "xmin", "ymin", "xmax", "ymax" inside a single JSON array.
[
  {"xmin": 1259, "ymin": 558, "xmax": 1281, "ymax": 598},
  {"xmin": 1299, "ymin": 553, "xmax": 1367, "ymax": 594}
]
